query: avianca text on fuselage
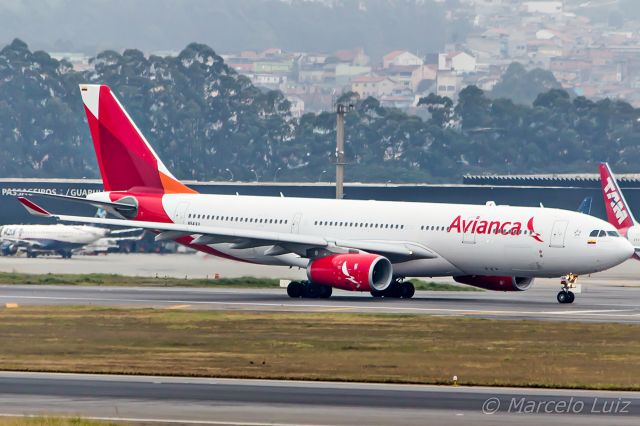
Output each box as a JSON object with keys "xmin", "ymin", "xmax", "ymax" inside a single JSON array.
[
  {"xmin": 448, "ymin": 215, "xmax": 543, "ymax": 241},
  {"xmin": 603, "ymin": 176, "xmax": 630, "ymax": 226}
]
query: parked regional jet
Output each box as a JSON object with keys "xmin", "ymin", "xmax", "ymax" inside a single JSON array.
[
  {"xmin": 0, "ymin": 224, "xmax": 141, "ymax": 258},
  {"xmin": 599, "ymin": 162, "xmax": 640, "ymax": 253},
  {"xmin": 16, "ymin": 85, "xmax": 634, "ymax": 303}
]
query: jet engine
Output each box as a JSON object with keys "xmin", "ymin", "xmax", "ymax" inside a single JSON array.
[
  {"xmin": 453, "ymin": 275, "xmax": 534, "ymax": 291},
  {"xmin": 307, "ymin": 253, "xmax": 393, "ymax": 292},
  {"xmin": 0, "ymin": 242, "xmax": 18, "ymax": 256}
]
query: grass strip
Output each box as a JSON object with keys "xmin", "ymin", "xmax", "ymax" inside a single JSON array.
[
  {"xmin": 0, "ymin": 306, "xmax": 637, "ymax": 390},
  {"xmin": 0, "ymin": 417, "xmax": 120, "ymax": 425},
  {"xmin": 412, "ymin": 279, "xmax": 482, "ymax": 291},
  {"xmin": 0, "ymin": 272, "xmax": 477, "ymax": 291}
]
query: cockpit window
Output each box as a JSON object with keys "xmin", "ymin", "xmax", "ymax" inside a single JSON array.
[
  {"xmin": 589, "ymin": 230, "xmax": 599, "ymax": 237},
  {"xmin": 607, "ymin": 231, "xmax": 620, "ymax": 237},
  {"xmin": 598, "ymin": 230, "xmax": 607, "ymax": 237}
]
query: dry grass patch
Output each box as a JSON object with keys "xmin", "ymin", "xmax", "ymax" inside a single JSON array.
[
  {"xmin": 0, "ymin": 272, "xmax": 477, "ymax": 291},
  {"xmin": 0, "ymin": 306, "xmax": 639, "ymax": 390},
  {"xmin": 0, "ymin": 417, "xmax": 121, "ymax": 425}
]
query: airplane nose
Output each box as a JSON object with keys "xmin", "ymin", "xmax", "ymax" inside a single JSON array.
[{"xmin": 618, "ymin": 238, "xmax": 635, "ymax": 262}]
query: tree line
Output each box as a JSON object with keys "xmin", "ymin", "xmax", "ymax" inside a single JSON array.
[{"xmin": 0, "ymin": 39, "xmax": 639, "ymax": 183}]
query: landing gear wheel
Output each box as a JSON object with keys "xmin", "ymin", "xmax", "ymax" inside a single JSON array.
[
  {"xmin": 566, "ymin": 291, "xmax": 575, "ymax": 304},
  {"xmin": 303, "ymin": 283, "xmax": 320, "ymax": 298},
  {"xmin": 370, "ymin": 290, "xmax": 384, "ymax": 298},
  {"xmin": 400, "ymin": 282, "xmax": 415, "ymax": 299},
  {"xmin": 287, "ymin": 281, "xmax": 303, "ymax": 298},
  {"xmin": 318, "ymin": 285, "xmax": 332, "ymax": 299},
  {"xmin": 387, "ymin": 284, "xmax": 402, "ymax": 298},
  {"xmin": 558, "ymin": 274, "xmax": 578, "ymax": 304}
]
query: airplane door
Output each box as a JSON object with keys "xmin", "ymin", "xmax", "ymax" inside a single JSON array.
[
  {"xmin": 174, "ymin": 202, "xmax": 190, "ymax": 224},
  {"xmin": 291, "ymin": 213, "xmax": 302, "ymax": 234},
  {"xmin": 462, "ymin": 218, "xmax": 476, "ymax": 244},
  {"xmin": 550, "ymin": 221, "xmax": 568, "ymax": 248}
]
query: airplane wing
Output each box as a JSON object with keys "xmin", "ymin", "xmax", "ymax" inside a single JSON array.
[
  {"xmin": 0, "ymin": 236, "xmax": 43, "ymax": 249},
  {"xmin": 109, "ymin": 228, "xmax": 144, "ymax": 236},
  {"xmin": 17, "ymin": 197, "xmax": 436, "ymax": 262}
]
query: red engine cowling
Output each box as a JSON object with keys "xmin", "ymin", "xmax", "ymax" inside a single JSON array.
[
  {"xmin": 453, "ymin": 275, "xmax": 534, "ymax": 291},
  {"xmin": 307, "ymin": 253, "xmax": 393, "ymax": 292}
]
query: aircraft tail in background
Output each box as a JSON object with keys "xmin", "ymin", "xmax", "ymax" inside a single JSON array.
[
  {"xmin": 599, "ymin": 162, "xmax": 637, "ymax": 231},
  {"xmin": 577, "ymin": 196, "xmax": 592, "ymax": 215}
]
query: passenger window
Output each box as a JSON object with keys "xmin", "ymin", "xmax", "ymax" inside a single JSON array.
[{"xmin": 598, "ymin": 230, "xmax": 606, "ymax": 237}]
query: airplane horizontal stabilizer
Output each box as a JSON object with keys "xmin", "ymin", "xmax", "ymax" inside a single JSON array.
[{"xmin": 17, "ymin": 197, "xmax": 51, "ymax": 217}]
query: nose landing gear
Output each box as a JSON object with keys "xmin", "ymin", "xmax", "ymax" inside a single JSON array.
[{"xmin": 557, "ymin": 273, "xmax": 577, "ymax": 304}]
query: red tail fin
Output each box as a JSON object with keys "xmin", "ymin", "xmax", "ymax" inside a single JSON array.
[
  {"xmin": 80, "ymin": 85, "xmax": 196, "ymax": 194},
  {"xmin": 599, "ymin": 162, "xmax": 636, "ymax": 230}
]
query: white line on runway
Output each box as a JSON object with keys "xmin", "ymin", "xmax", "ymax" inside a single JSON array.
[
  {"xmin": 0, "ymin": 413, "xmax": 331, "ymax": 426},
  {"xmin": 1, "ymin": 295, "xmax": 637, "ymax": 318}
]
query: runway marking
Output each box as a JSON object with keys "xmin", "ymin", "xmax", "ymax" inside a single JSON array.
[
  {"xmin": 0, "ymin": 295, "xmax": 638, "ymax": 318},
  {"xmin": 0, "ymin": 413, "xmax": 333, "ymax": 426},
  {"xmin": 166, "ymin": 304, "xmax": 192, "ymax": 310}
]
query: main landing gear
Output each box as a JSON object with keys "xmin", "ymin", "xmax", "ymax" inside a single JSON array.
[
  {"xmin": 370, "ymin": 280, "xmax": 415, "ymax": 299},
  {"xmin": 557, "ymin": 273, "xmax": 577, "ymax": 304},
  {"xmin": 287, "ymin": 281, "xmax": 333, "ymax": 299}
]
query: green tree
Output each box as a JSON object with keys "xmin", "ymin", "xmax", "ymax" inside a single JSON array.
[{"xmin": 491, "ymin": 62, "xmax": 562, "ymax": 105}]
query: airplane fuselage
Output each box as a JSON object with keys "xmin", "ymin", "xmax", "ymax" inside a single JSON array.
[
  {"xmin": 91, "ymin": 191, "xmax": 632, "ymax": 279},
  {"xmin": 0, "ymin": 224, "xmax": 108, "ymax": 255}
]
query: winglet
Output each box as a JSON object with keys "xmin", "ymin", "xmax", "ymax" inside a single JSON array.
[{"xmin": 17, "ymin": 197, "xmax": 52, "ymax": 217}]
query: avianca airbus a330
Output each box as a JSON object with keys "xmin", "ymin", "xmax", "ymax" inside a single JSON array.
[{"xmin": 17, "ymin": 85, "xmax": 634, "ymax": 304}]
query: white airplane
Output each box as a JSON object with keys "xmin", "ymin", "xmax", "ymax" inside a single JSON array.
[
  {"xmin": 599, "ymin": 162, "xmax": 640, "ymax": 254},
  {"xmin": 0, "ymin": 224, "xmax": 141, "ymax": 258},
  {"xmin": 17, "ymin": 85, "xmax": 634, "ymax": 303}
]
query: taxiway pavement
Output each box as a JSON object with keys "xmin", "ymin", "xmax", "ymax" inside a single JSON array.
[
  {"xmin": 0, "ymin": 372, "xmax": 638, "ymax": 425},
  {"xmin": 1, "ymin": 254, "xmax": 640, "ymax": 322},
  {"xmin": 1, "ymin": 283, "xmax": 640, "ymax": 322}
]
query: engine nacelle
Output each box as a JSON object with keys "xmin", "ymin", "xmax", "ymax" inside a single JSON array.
[
  {"xmin": 453, "ymin": 275, "xmax": 534, "ymax": 291},
  {"xmin": 307, "ymin": 253, "xmax": 393, "ymax": 292},
  {"xmin": 0, "ymin": 242, "xmax": 17, "ymax": 256},
  {"xmin": 625, "ymin": 225, "xmax": 640, "ymax": 249}
]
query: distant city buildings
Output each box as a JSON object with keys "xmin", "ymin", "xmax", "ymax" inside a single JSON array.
[{"xmin": 48, "ymin": 1, "xmax": 640, "ymax": 113}]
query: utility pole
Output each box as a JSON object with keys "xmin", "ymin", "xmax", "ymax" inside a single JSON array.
[
  {"xmin": 335, "ymin": 104, "xmax": 346, "ymax": 199},
  {"xmin": 335, "ymin": 102, "xmax": 353, "ymax": 199}
]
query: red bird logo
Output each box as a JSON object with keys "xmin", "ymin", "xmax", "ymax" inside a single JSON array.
[{"xmin": 527, "ymin": 217, "xmax": 544, "ymax": 243}]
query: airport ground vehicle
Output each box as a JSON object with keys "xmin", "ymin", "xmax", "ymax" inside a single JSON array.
[{"xmin": 17, "ymin": 85, "xmax": 634, "ymax": 302}]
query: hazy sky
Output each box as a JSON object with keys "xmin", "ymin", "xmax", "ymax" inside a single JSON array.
[{"xmin": 0, "ymin": 0, "xmax": 634, "ymax": 57}]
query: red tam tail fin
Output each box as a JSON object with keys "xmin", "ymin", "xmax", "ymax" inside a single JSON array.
[
  {"xmin": 80, "ymin": 84, "xmax": 196, "ymax": 194},
  {"xmin": 599, "ymin": 162, "xmax": 636, "ymax": 230}
]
